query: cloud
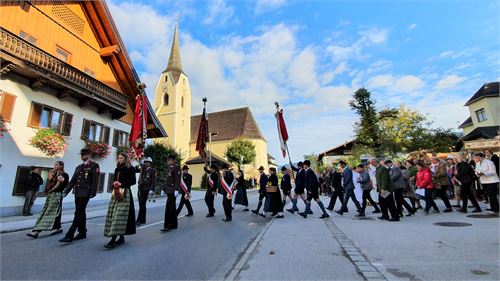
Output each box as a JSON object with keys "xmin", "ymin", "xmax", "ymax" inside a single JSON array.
[
  {"xmin": 337, "ymin": 20, "xmax": 351, "ymax": 27},
  {"xmin": 408, "ymin": 23, "xmax": 417, "ymax": 30},
  {"xmin": 434, "ymin": 75, "xmax": 466, "ymax": 90},
  {"xmin": 202, "ymin": 0, "xmax": 235, "ymax": 26},
  {"xmin": 367, "ymin": 74, "xmax": 394, "ymax": 89},
  {"xmin": 358, "ymin": 27, "xmax": 390, "ymax": 44},
  {"xmin": 393, "ymin": 75, "xmax": 425, "ymax": 92},
  {"xmin": 255, "ymin": 0, "xmax": 289, "ymax": 13}
]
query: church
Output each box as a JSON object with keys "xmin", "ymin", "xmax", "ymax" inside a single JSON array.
[{"xmin": 153, "ymin": 24, "xmax": 271, "ymax": 187}]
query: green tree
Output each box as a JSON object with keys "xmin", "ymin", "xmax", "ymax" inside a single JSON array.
[
  {"xmin": 425, "ymin": 128, "xmax": 462, "ymax": 152},
  {"xmin": 144, "ymin": 143, "xmax": 181, "ymax": 193},
  {"xmin": 224, "ymin": 138, "xmax": 256, "ymax": 167}
]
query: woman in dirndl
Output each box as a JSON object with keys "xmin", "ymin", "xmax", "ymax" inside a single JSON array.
[
  {"xmin": 104, "ymin": 152, "xmax": 136, "ymax": 249},
  {"xmin": 233, "ymin": 170, "xmax": 249, "ymax": 211},
  {"xmin": 27, "ymin": 161, "xmax": 68, "ymax": 239},
  {"xmin": 262, "ymin": 167, "xmax": 284, "ymax": 218}
]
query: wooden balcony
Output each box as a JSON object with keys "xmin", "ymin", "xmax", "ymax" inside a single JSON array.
[{"xmin": 0, "ymin": 27, "xmax": 128, "ymax": 118}]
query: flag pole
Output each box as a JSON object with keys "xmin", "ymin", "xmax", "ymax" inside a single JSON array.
[{"xmin": 202, "ymin": 97, "xmax": 210, "ymax": 167}]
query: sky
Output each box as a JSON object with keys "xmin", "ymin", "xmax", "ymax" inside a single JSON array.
[{"xmin": 108, "ymin": 0, "xmax": 500, "ymax": 164}]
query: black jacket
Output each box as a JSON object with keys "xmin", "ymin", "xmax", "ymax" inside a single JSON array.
[
  {"xmin": 330, "ymin": 171, "xmax": 343, "ymax": 192},
  {"xmin": 26, "ymin": 172, "xmax": 43, "ymax": 192},
  {"xmin": 137, "ymin": 166, "xmax": 156, "ymax": 192},
  {"xmin": 220, "ymin": 171, "xmax": 235, "ymax": 196},
  {"xmin": 165, "ymin": 164, "xmax": 181, "ymax": 194},
  {"xmin": 258, "ymin": 172, "xmax": 268, "ymax": 193},
  {"xmin": 64, "ymin": 160, "xmax": 100, "ymax": 198},
  {"xmin": 180, "ymin": 173, "xmax": 192, "ymax": 194},
  {"xmin": 46, "ymin": 172, "xmax": 69, "ymax": 193},
  {"xmin": 281, "ymin": 173, "xmax": 292, "ymax": 191},
  {"xmin": 268, "ymin": 174, "xmax": 279, "ymax": 187},
  {"xmin": 114, "ymin": 164, "xmax": 137, "ymax": 189},
  {"xmin": 455, "ymin": 161, "xmax": 475, "ymax": 185},
  {"xmin": 205, "ymin": 167, "xmax": 220, "ymax": 193},
  {"xmin": 305, "ymin": 168, "xmax": 319, "ymax": 194},
  {"xmin": 291, "ymin": 165, "xmax": 306, "ymax": 190}
]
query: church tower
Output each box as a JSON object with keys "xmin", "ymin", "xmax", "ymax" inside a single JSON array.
[{"xmin": 154, "ymin": 23, "xmax": 191, "ymax": 159}]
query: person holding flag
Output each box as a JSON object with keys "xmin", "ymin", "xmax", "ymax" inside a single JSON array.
[
  {"xmin": 220, "ymin": 164, "xmax": 235, "ymax": 222},
  {"xmin": 161, "ymin": 155, "xmax": 181, "ymax": 232},
  {"xmin": 176, "ymin": 165, "xmax": 194, "ymax": 217}
]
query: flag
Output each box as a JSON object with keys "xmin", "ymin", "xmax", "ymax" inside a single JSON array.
[
  {"xmin": 275, "ymin": 108, "xmax": 289, "ymax": 158},
  {"xmin": 129, "ymin": 93, "xmax": 148, "ymax": 159},
  {"xmin": 195, "ymin": 106, "xmax": 209, "ymax": 161}
]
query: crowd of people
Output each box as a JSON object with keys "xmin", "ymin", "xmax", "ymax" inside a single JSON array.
[{"xmin": 24, "ymin": 147, "xmax": 499, "ymax": 249}]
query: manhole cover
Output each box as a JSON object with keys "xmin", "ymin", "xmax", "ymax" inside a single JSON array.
[
  {"xmin": 356, "ymin": 217, "xmax": 375, "ymax": 220},
  {"xmin": 471, "ymin": 269, "xmax": 489, "ymax": 275},
  {"xmin": 467, "ymin": 214, "xmax": 499, "ymax": 219},
  {"xmin": 433, "ymin": 222, "xmax": 471, "ymax": 227}
]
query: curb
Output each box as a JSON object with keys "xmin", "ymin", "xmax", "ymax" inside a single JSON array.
[
  {"xmin": 325, "ymin": 219, "xmax": 388, "ymax": 281},
  {"xmin": 224, "ymin": 216, "xmax": 276, "ymax": 281}
]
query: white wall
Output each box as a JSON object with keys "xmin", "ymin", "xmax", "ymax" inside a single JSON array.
[{"xmin": 0, "ymin": 73, "xmax": 137, "ymax": 216}]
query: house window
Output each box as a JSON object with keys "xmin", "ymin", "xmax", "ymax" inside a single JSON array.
[
  {"xmin": 27, "ymin": 102, "xmax": 72, "ymax": 135},
  {"xmin": 165, "ymin": 75, "xmax": 168, "ymax": 83},
  {"xmin": 81, "ymin": 119, "xmax": 110, "ymax": 143},
  {"xmin": 19, "ymin": 30, "xmax": 37, "ymax": 45},
  {"xmin": 0, "ymin": 91, "xmax": 17, "ymax": 122},
  {"xmin": 163, "ymin": 94, "xmax": 169, "ymax": 106},
  {"xmin": 55, "ymin": 46, "xmax": 70, "ymax": 63},
  {"xmin": 96, "ymin": 172, "xmax": 106, "ymax": 193},
  {"xmin": 12, "ymin": 166, "xmax": 53, "ymax": 197},
  {"xmin": 181, "ymin": 96, "xmax": 184, "ymax": 108},
  {"xmin": 476, "ymin": 108, "xmax": 488, "ymax": 122},
  {"xmin": 112, "ymin": 129, "xmax": 129, "ymax": 147},
  {"xmin": 84, "ymin": 67, "xmax": 95, "ymax": 77}
]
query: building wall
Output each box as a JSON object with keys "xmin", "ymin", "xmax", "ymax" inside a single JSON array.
[
  {"xmin": 462, "ymin": 124, "xmax": 474, "ymax": 136},
  {"xmin": 0, "ymin": 73, "xmax": 137, "ymax": 216},
  {"xmin": 189, "ymin": 163, "xmax": 206, "ymax": 188},
  {"xmin": 153, "ymin": 72, "xmax": 191, "ymax": 160},
  {"xmin": 467, "ymin": 97, "xmax": 500, "ymax": 129}
]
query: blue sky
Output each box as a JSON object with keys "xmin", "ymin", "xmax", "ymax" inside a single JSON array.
[{"xmin": 108, "ymin": 0, "xmax": 499, "ymax": 163}]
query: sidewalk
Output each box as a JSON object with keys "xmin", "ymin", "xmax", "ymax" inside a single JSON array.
[{"xmin": 0, "ymin": 190, "xmax": 207, "ymax": 233}]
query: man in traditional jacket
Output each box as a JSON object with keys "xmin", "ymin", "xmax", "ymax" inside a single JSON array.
[
  {"xmin": 136, "ymin": 157, "xmax": 156, "ymax": 225},
  {"xmin": 220, "ymin": 164, "xmax": 235, "ymax": 222},
  {"xmin": 161, "ymin": 155, "xmax": 181, "ymax": 232},
  {"xmin": 204, "ymin": 164, "xmax": 219, "ymax": 217},
  {"xmin": 176, "ymin": 165, "xmax": 193, "ymax": 217},
  {"xmin": 251, "ymin": 166, "xmax": 268, "ymax": 215}
]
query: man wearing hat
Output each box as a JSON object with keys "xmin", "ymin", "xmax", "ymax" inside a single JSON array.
[
  {"xmin": 280, "ymin": 166, "xmax": 293, "ymax": 208},
  {"xmin": 176, "ymin": 165, "xmax": 193, "ymax": 217},
  {"xmin": 161, "ymin": 155, "xmax": 181, "ymax": 232},
  {"xmin": 204, "ymin": 164, "xmax": 220, "ymax": 217},
  {"xmin": 251, "ymin": 166, "xmax": 268, "ymax": 215},
  {"xmin": 299, "ymin": 160, "xmax": 330, "ymax": 219},
  {"xmin": 287, "ymin": 161, "xmax": 308, "ymax": 214},
  {"xmin": 136, "ymin": 157, "xmax": 156, "ymax": 226},
  {"xmin": 59, "ymin": 148, "xmax": 100, "ymax": 243},
  {"xmin": 220, "ymin": 164, "xmax": 235, "ymax": 222}
]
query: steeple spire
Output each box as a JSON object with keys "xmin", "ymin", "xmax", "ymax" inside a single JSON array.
[{"xmin": 165, "ymin": 21, "xmax": 183, "ymax": 82}]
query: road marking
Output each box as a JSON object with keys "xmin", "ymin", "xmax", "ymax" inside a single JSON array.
[{"xmin": 137, "ymin": 215, "xmax": 186, "ymax": 229}]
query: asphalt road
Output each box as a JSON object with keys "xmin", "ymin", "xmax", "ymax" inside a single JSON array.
[{"xmin": 0, "ymin": 192, "xmax": 267, "ymax": 280}]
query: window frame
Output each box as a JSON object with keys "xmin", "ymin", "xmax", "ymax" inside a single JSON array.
[
  {"xmin": 84, "ymin": 67, "xmax": 95, "ymax": 77},
  {"xmin": 19, "ymin": 30, "xmax": 37, "ymax": 45},
  {"xmin": 27, "ymin": 102, "xmax": 64, "ymax": 131},
  {"xmin": 81, "ymin": 119, "xmax": 110, "ymax": 143},
  {"xmin": 55, "ymin": 45, "xmax": 71, "ymax": 63},
  {"xmin": 475, "ymin": 108, "xmax": 488, "ymax": 122},
  {"xmin": 112, "ymin": 129, "xmax": 130, "ymax": 147}
]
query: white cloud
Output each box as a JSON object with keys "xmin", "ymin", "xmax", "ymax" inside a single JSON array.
[
  {"xmin": 408, "ymin": 23, "xmax": 417, "ymax": 30},
  {"xmin": 367, "ymin": 74, "xmax": 394, "ymax": 89},
  {"xmin": 366, "ymin": 74, "xmax": 424, "ymax": 93},
  {"xmin": 358, "ymin": 27, "xmax": 390, "ymax": 44},
  {"xmin": 337, "ymin": 20, "xmax": 351, "ymax": 27},
  {"xmin": 434, "ymin": 75, "xmax": 466, "ymax": 90},
  {"xmin": 202, "ymin": 0, "xmax": 235, "ymax": 26},
  {"xmin": 393, "ymin": 75, "xmax": 425, "ymax": 92},
  {"xmin": 255, "ymin": 0, "xmax": 289, "ymax": 13}
]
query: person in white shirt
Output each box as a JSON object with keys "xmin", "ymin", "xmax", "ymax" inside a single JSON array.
[{"xmin": 474, "ymin": 152, "xmax": 499, "ymax": 213}]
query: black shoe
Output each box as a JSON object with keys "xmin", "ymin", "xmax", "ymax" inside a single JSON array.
[
  {"xmin": 135, "ymin": 222, "xmax": 142, "ymax": 226},
  {"xmin": 286, "ymin": 208, "xmax": 295, "ymax": 214},
  {"xmin": 73, "ymin": 233, "xmax": 86, "ymax": 241},
  {"xmin": 443, "ymin": 208, "xmax": 452, "ymax": 213},
  {"xmin": 251, "ymin": 210, "xmax": 259, "ymax": 215},
  {"xmin": 452, "ymin": 204, "xmax": 461, "ymax": 208},
  {"xmin": 259, "ymin": 213, "xmax": 266, "ymax": 218},
  {"xmin": 59, "ymin": 236, "xmax": 73, "ymax": 243},
  {"xmin": 206, "ymin": 213, "xmax": 214, "ymax": 217},
  {"xmin": 319, "ymin": 214, "xmax": 330, "ymax": 219},
  {"xmin": 372, "ymin": 210, "xmax": 381, "ymax": 213},
  {"xmin": 222, "ymin": 218, "xmax": 232, "ymax": 222},
  {"xmin": 355, "ymin": 213, "xmax": 365, "ymax": 217},
  {"xmin": 472, "ymin": 208, "xmax": 482, "ymax": 213},
  {"xmin": 271, "ymin": 212, "xmax": 277, "ymax": 217},
  {"xmin": 377, "ymin": 216, "xmax": 389, "ymax": 220},
  {"xmin": 50, "ymin": 229, "xmax": 63, "ymax": 236},
  {"xmin": 23, "ymin": 213, "xmax": 29, "ymax": 217},
  {"xmin": 468, "ymin": 206, "xmax": 475, "ymax": 209},
  {"xmin": 104, "ymin": 241, "xmax": 116, "ymax": 249},
  {"xmin": 406, "ymin": 212, "xmax": 412, "ymax": 217},
  {"xmin": 243, "ymin": 208, "xmax": 249, "ymax": 212},
  {"xmin": 276, "ymin": 215, "xmax": 284, "ymax": 218},
  {"xmin": 26, "ymin": 233, "xmax": 39, "ymax": 239},
  {"xmin": 232, "ymin": 207, "xmax": 235, "ymax": 210},
  {"xmin": 457, "ymin": 208, "xmax": 467, "ymax": 213},
  {"xmin": 28, "ymin": 212, "xmax": 33, "ymax": 216},
  {"xmin": 299, "ymin": 212, "xmax": 307, "ymax": 218},
  {"xmin": 326, "ymin": 207, "xmax": 333, "ymax": 211},
  {"xmin": 388, "ymin": 218, "xmax": 400, "ymax": 222},
  {"xmin": 334, "ymin": 210, "xmax": 343, "ymax": 216},
  {"xmin": 433, "ymin": 210, "xmax": 440, "ymax": 213},
  {"xmin": 161, "ymin": 228, "xmax": 171, "ymax": 232},
  {"xmin": 307, "ymin": 210, "xmax": 313, "ymax": 215},
  {"xmin": 185, "ymin": 213, "xmax": 193, "ymax": 217},
  {"xmin": 115, "ymin": 237, "xmax": 125, "ymax": 245},
  {"xmin": 486, "ymin": 208, "xmax": 492, "ymax": 211}
]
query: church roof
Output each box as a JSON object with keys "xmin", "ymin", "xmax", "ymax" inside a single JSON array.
[
  {"xmin": 190, "ymin": 107, "xmax": 266, "ymax": 143},
  {"xmin": 164, "ymin": 22, "xmax": 184, "ymax": 83}
]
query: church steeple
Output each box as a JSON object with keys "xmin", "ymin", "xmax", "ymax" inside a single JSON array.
[{"xmin": 165, "ymin": 22, "xmax": 183, "ymax": 83}]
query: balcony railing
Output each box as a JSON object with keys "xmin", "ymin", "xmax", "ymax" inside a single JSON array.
[{"xmin": 0, "ymin": 28, "xmax": 128, "ymax": 112}]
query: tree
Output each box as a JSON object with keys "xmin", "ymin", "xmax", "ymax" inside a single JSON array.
[
  {"xmin": 425, "ymin": 128, "xmax": 462, "ymax": 152},
  {"xmin": 224, "ymin": 138, "xmax": 256, "ymax": 167},
  {"xmin": 144, "ymin": 143, "xmax": 181, "ymax": 193}
]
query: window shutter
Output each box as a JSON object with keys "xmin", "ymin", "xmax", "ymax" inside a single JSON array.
[
  {"xmin": 97, "ymin": 172, "xmax": 106, "ymax": 193},
  {"xmin": 112, "ymin": 129, "xmax": 118, "ymax": 147},
  {"xmin": 0, "ymin": 92, "xmax": 17, "ymax": 122},
  {"xmin": 61, "ymin": 113, "xmax": 73, "ymax": 136},
  {"xmin": 28, "ymin": 103, "xmax": 42, "ymax": 127},
  {"xmin": 107, "ymin": 173, "xmax": 115, "ymax": 193},
  {"xmin": 81, "ymin": 119, "xmax": 90, "ymax": 140},
  {"xmin": 12, "ymin": 166, "xmax": 31, "ymax": 196},
  {"xmin": 103, "ymin": 126, "xmax": 110, "ymax": 144}
]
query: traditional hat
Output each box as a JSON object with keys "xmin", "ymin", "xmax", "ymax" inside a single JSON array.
[
  {"xmin": 258, "ymin": 166, "xmax": 265, "ymax": 171},
  {"xmin": 79, "ymin": 148, "xmax": 91, "ymax": 155},
  {"xmin": 281, "ymin": 166, "xmax": 287, "ymax": 171},
  {"xmin": 182, "ymin": 165, "xmax": 189, "ymax": 170},
  {"xmin": 297, "ymin": 161, "xmax": 303, "ymax": 167},
  {"xmin": 143, "ymin": 157, "xmax": 153, "ymax": 163},
  {"xmin": 303, "ymin": 160, "xmax": 311, "ymax": 166}
]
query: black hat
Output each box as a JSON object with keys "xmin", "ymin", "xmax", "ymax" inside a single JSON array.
[
  {"xmin": 210, "ymin": 163, "xmax": 219, "ymax": 170},
  {"xmin": 338, "ymin": 160, "xmax": 347, "ymax": 166},
  {"xmin": 281, "ymin": 166, "xmax": 287, "ymax": 171},
  {"xmin": 182, "ymin": 165, "xmax": 189, "ymax": 170},
  {"xmin": 385, "ymin": 159, "xmax": 393, "ymax": 164},
  {"xmin": 303, "ymin": 160, "xmax": 311, "ymax": 166},
  {"xmin": 297, "ymin": 161, "xmax": 303, "ymax": 167},
  {"xmin": 258, "ymin": 166, "xmax": 265, "ymax": 171},
  {"xmin": 79, "ymin": 148, "xmax": 91, "ymax": 155},
  {"xmin": 221, "ymin": 164, "xmax": 229, "ymax": 169},
  {"xmin": 167, "ymin": 154, "xmax": 176, "ymax": 160}
]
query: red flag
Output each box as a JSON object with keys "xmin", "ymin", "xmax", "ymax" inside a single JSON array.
[
  {"xmin": 129, "ymin": 94, "xmax": 148, "ymax": 159},
  {"xmin": 275, "ymin": 109, "xmax": 289, "ymax": 158},
  {"xmin": 195, "ymin": 106, "xmax": 209, "ymax": 161}
]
